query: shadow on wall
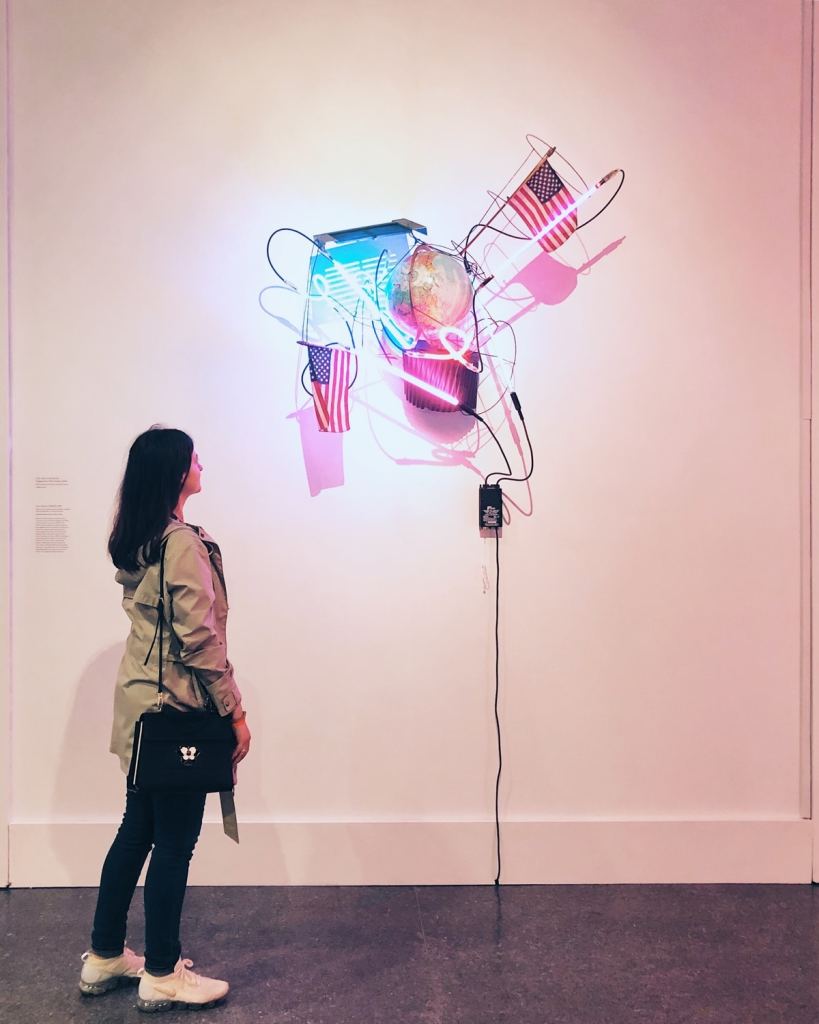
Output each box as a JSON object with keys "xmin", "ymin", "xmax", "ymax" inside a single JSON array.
[
  {"xmin": 52, "ymin": 647, "xmax": 271, "ymax": 878},
  {"xmin": 54, "ymin": 648, "xmax": 269, "ymax": 819},
  {"xmin": 288, "ymin": 405, "xmax": 346, "ymax": 497},
  {"xmin": 483, "ymin": 237, "xmax": 626, "ymax": 323},
  {"xmin": 219, "ymin": 669, "xmax": 264, "ymax": 814},
  {"xmin": 52, "ymin": 643, "xmax": 128, "ymax": 826},
  {"xmin": 362, "ymin": 369, "xmax": 481, "ymax": 472}
]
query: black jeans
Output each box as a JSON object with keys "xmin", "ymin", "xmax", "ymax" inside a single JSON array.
[{"xmin": 91, "ymin": 788, "xmax": 207, "ymax": 976}]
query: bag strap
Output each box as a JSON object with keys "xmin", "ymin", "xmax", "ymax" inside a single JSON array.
[
  {"xmin": 142, "ymin": 530, "xmax": 214, "ymax": 711},
  {"xmin": 143, "ymin": 537, "xmax": 171, "ymax": 704}
]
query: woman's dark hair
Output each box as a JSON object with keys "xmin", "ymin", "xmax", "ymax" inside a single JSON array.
[{"xmin": 108, "ymin": 426, "xmax": 194, "ymax": 571}]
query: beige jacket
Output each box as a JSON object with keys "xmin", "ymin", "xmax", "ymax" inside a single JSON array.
[{"xmin": 110, "ymin": 519, "xmax": 242, "ymax": 773}]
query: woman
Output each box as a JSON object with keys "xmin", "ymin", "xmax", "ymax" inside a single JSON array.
[{"xmin": 78, "ymin": 426, "xmax": 251, "ymax": 1012}]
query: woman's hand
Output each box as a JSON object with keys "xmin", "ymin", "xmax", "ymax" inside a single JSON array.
[{"xmin": 232, "ymin": 716, "xmax": 251, "ymax": 765}]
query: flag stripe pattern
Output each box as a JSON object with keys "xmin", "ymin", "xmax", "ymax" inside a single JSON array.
[
  {"xmin": 307, "ymin": 344, "xmax": 351, "ymax": 432},
  {"xmin": 507, "ymin": 161, "xmax": 578, "ymax": 253}
]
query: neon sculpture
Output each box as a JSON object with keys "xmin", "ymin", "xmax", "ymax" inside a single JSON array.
[{"xmin": 263, "ymin": 141, "xmax": 624, "ymax": 432}]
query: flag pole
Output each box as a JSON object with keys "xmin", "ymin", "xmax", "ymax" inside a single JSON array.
[{"xmin": 458, "ymin": 147, "xmax": 556, "ymax": 258}]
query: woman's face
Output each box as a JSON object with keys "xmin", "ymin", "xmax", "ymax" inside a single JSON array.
[{"xmin": 181, "ymin": 450, "xmax": 203, "ymax": 497}]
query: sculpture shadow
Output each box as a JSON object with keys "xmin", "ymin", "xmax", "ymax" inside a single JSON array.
[
  {"xmin": 53, "ymin": 643, "xmax": 127, "ymax": 824},
  {"xmin": 357, "ymin": 370, "xmax": 482, "ymax": 476},
  {"xmin": 483, "ymin": 236, "xmax": 626, "ymax": 324},
  {"xmin": 287, "ymin": 404, "xmax": 346, "ymax": 497},
  {"xmin": 259, "ymin": 285, "xmax": 303, "ymax": 339}
]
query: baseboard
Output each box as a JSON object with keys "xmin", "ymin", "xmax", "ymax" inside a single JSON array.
[{"xmin": 7, "ymin": 818, "xmax": 812, "ymax": 886}]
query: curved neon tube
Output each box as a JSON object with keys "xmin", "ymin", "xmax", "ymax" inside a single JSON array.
[
  {"xmin": 380, "ymin": 360, "xmax": 460, "ymax": 406},
  {"xmin": 323, "ymin": 256, "xmax": 417, "ymax": 350}
]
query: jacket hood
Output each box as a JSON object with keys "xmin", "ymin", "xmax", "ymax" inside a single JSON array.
[
  {"xmin": 113, "ymin": 520, "xmax": 192, "ymax": 589},
  {"xmin": 114, "ymin": 565, "xmax": 148, "ymax": 589}
]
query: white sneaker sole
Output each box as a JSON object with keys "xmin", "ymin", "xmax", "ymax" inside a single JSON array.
[
  {"xmin": 136, "ymin": 994, "xmax": 227, "ymax": 1012},
  {"xmin": 79, "ymin": 975, "xmax": 139, "ymax": 996}
]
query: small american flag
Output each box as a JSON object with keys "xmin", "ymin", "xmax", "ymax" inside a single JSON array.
[
  {"xmin": 508, "ymin": 160, "xmax": 577, "ymax": 253},
  {"xmin": 307, "ymin": 343, "xmax": 352, "ymax": 432}
]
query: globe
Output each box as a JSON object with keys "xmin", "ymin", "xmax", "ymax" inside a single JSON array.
[{"xmin": 386, "ymin": 244, "xmax": 473, "ymax": 348}]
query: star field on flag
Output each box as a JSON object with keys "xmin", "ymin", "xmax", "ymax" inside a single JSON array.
[{"xmin": 507, "ymin": 161, "xmax": 578, "ymax": 253}]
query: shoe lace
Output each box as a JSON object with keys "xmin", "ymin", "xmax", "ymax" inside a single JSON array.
[{"xmin": 174, "ymin": 958, "xmax": 199, "ymax": 986}]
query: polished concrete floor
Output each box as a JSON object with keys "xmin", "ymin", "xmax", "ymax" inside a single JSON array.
[{"xmin": 1, "ymin": 884, "xmax": 818, "ymax": 1022}]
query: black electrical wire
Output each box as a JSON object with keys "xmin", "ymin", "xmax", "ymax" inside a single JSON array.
[
  {"xmin": 300, "ymin": 362, "xmax": 313, "ymax": 399},
  {"xmin": 299, "ymin": 339, "xmax": 359, "ymax": 398},
  {"xmin": 461, "ymin": 134, "xmax": 623, "ymax": 272},
  {"xmin": 493, "ymin": 524, "xmax": 502, "ymax": 886},
  {"xmin": 266, "ymin": 227, "xmax": 325, "ymax": 288},
  {"xmin": 298, "ymin": 258, "xmax": 317, "ymax": 399},
  {"xmin": 273, "ymin": 228, "xmax": 361, "ymax": 396},
  {"xmin": 489, "ymin": 393, "xmax": 534, "ymax": 485},
  {"xmin": 301, "ymin": 261, "xmax": 316, "ymax": 345},
  {"xmin": 486, "ymin": 393, "xmax": 535, "ymax": 886},
  {"xmin": 577, "ymin": 169, "xmax": 626, "ymax": 230},
  {"xmin": 493, "ymin": 417, "xmax": 533, "ymax": 484},
  {"xmin": 461, "ymin": 162, "xmax": 624, "ymax": 276},
  {"xmin": 370, "ymin": 320, "xmax": 396, "ymax": 363},
  {"xmin": 348, "ymin": 349, "xmax": 360, "ymax": 388},
  {"xmin": 345, "ymin": 303, "xmax": 361, "ymax": 388},
  {"xmin": 268, "ymin": 226, "xmax": 361, "ymax": 329},
  {"xmin": 461, "ymin": 221, "xmax": 530, "ymax": 274},
  {"xmin": 371, "ymin": 249, "xmax": 399, "ymax": 362},
  {"xmin": 373, "ymin": 248, "xmax": 388, "ymax": 313},
  {"xmin": 459, "ymin": 406, "xmax": 512, "ymax": 480},
  {"xmin": 470, "ymin": 316, "xmax": 519, "ymax": 418},
  {"xmin": 469, "ymin": 279, "xmax": 496, "ymax": 374}
]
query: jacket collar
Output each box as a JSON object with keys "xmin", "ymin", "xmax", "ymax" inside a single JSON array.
[{"xmin": 163, "ymin": 518, "xmax": 217, "ymax": 547}]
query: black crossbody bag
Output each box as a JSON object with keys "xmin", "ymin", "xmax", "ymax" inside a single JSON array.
[{"xmin": 127, "ymin": 538, "xmax": 236, "ymax": 794}]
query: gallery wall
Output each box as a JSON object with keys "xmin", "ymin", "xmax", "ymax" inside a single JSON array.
[
  {"xmin": 812, "ymin": 0, "xmax": 819, "ymax": 883},
  {"xmin": 2, "ymin": 0, "xmax": 812, "ymax": 884},
  {"xmin": 1, "ymin": 0, "xmax": 10, "ymax": 889}
]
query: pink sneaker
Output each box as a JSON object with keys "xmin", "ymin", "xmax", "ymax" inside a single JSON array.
[
  {"xmin": 79, "ymin": 946, "xmax": 145, "ymax": 995},
  {"xmin": 137, "ymin": 958, "xmax": 229, "ymax": 1012}
]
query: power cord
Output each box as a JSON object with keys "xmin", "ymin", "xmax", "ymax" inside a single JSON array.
[
  {"xmin": 577, "ymin": 169, "xmax": 626, "ymax": 230},
  {"xmin": 265, "ymin": 227, "xmax": 325, "ymax": 289},
  {"xmin": 487, "ymin": 392, "xmax": 534, "ymax": 485},
  {"xmin": 493, "ymin": 524, "xmax": 502, "ymax": 885},
  {"xmin": 473, "ymin": 392, "xmax": 533, "ymax": 886},
  {"xmin": 460, "ymin": 221, "xmax": 530, "ymax": 274},
  {"xmin": 459, "ymin": 405, "xmax": 513, "ymax": 481}
]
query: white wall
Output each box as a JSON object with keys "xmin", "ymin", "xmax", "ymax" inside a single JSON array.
[
  {"xmin": 1, "ymin": 0, "xmax": 10, "ymax": 887},
  {"xmin": 811, "ymin": 0, "xmax": 819, "ymax": 879},
  {"xmin": 5, "ymin": 0, "xmax": 812, "ymax": 884}
]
